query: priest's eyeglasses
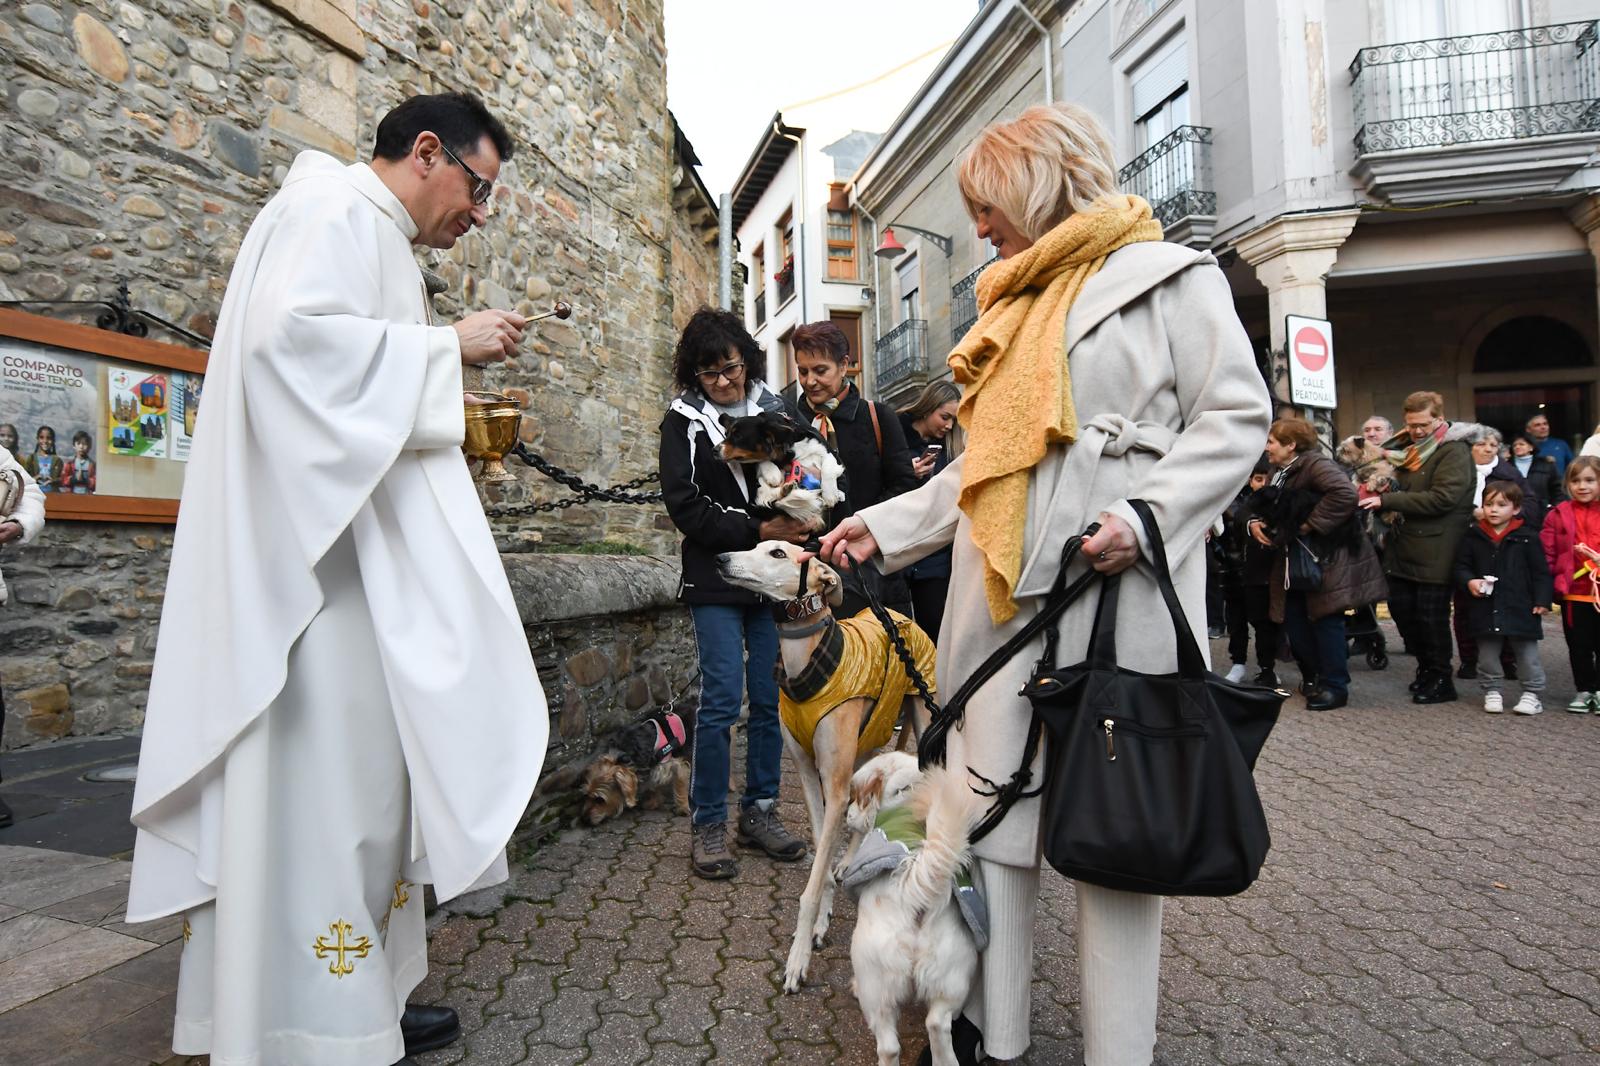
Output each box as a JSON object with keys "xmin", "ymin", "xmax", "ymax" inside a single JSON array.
[
  {"xmin": 439, "ymin": 142, "xmax": 494, "ymax": 206},
  {"xmin": 697, "ymin": 361, "xmax": 746, "ymax": 385}
]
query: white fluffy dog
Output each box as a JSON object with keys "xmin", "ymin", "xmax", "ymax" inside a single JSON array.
[{"xmin": 842, "ymin": 752, "xmax": 984, "ymax": 1066}]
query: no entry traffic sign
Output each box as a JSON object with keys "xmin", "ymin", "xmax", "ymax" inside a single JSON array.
[{"xmin": 1286, "ymin": 315, "xmax": 1336, "ymax": 409}]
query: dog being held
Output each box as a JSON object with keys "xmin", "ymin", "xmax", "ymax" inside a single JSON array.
[
  {"xmin": 535, "ymin": 703, "xmax": 695, "ymax": 826},
  {"xmin": 1335, "ymin": 435, "xmax": 1401, "ymax": 523},
  {"xmin": 717, "ymin": 410, "xmax": 845, "ymax": 531},
  {"xmin": 716, "ymin": 540, "xmax": 937, "ymax": 994},
  {"xmin": 839, "ymin": 751, "xmax": 985, "ymax": 1066}
]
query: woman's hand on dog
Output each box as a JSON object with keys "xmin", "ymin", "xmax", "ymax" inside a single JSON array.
[
  {"xmin": 818, "ymin": 515, "xmax": 879, "ymax": 567},
  {"xmin": 760, "ymin": 515, "xmax": 814, "ymax": 544}
]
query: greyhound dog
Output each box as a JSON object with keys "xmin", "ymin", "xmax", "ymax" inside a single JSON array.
[{"xmin": 716, "ymin": 540, "xmax": 936, "ymax": 993}]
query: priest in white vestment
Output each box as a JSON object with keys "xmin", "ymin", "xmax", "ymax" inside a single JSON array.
[{"xmin": 126, "ymin": 93, "xmax": 548, "ymax": 1066}]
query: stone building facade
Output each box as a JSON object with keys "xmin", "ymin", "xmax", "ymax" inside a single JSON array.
[{"xmin": 0, "ymin": 0, "xmax": 715, "ymax": 750}]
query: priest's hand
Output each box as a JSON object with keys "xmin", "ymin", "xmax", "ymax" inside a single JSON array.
[{"xmin": 453, "ymin": 309, "xmax": 526, "ymax": 364}]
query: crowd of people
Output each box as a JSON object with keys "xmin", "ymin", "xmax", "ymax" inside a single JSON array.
[{"xmin": 1209, "ymin": 392, "xmax": 1598, "ymax": 718}]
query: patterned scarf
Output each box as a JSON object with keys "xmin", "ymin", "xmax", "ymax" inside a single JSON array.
[
  {"xmin": 948, "ymin": 195, "xmax": 1164, "ymax": 623},
  {"xmin": 803, "ymin": 392, "xmax": 845, "ymax": 448},
  {"xmin": 1379, "ymin": 422, "xmax": 1447, "ymax": 472}
]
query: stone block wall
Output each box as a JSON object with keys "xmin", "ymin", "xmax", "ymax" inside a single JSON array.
[{"xmin": 0, "ymin": 0, "xmax": 712, "ymax": 746}]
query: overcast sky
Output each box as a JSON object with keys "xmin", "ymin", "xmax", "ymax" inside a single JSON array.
[{"xmin": 664, "ymin": 0, "xmax": 982, "ymax": 197}]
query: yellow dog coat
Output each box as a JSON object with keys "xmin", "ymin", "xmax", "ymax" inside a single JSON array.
[{"xmin": 778, "ymin": 609, "xmax": 937, "ymax": 759}]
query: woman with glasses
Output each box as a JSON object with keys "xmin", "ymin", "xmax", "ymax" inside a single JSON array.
[{"xmin": 658, "ymin": 308, "xmax": 811, "ymax": 881}]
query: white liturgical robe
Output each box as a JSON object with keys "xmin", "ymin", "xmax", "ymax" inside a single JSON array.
[{"xmin": 126, "ymin": 152, "xmax": 548, "ymax": 1063}]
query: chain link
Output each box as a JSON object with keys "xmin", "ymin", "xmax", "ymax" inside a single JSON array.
[{"xmin": 481, "ymin": 443, "xmax": 663, "ymax": 519}]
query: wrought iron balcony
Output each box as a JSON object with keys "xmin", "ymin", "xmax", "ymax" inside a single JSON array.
[
  {"xmin": 1117, "ymin": 126, "xmax": 1215, "ymax": 247},
  {"xmin": 874, "ymin": 318, "xmax": 928, "ymax": 397},
  {"xmin": 950, "ymin": 263, "xmax": 986, "ymax": 345},
  {"xmin": 1351, "ymin": 21, "xmax": 1600, "ymax": 154},
  {"xmin": 775, "ymin": 272, "xmax": 795, "ymax": 307}
]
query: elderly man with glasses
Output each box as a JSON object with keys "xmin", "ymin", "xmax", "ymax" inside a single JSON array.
[{"xmin": 126, "ymin": 92, "xmax": 546, "ymax": 1066}]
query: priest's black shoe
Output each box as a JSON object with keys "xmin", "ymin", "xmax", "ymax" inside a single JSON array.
[
  {"xmin": 1412, "ymin": 675, "xmax": 1458, "ymax": 704},
  {"xmin": 915, "ymin": 1014, "xmax": 985, "ymax": 1066},
  {"xmin": 402, "ymin": 1003, "xmax": 460, "ymax": 1056},
  {"xmin": 1306, "ymin": 688, "xmax": 1347, "ymax": 711}
]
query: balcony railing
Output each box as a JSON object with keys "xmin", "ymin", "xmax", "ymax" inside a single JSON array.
[
  {"xmin": 776, "ymin": 272, "xmax": 795, "ymax": 307},
  {"xmin": 1350, "ymin": 21, "xmax": 1600, "ymax": 154},
  {"xmin": 874, "ymin": 319, "xmax": 928, "ymax": 396},
  {"xmin": 950, "ymin": 263, "xmax": 986, "ymax": 345},
  {"xmin": 1117, "ymin": 125, "xmax": 1216, "ymax": 230},
  {"xmin": 753, "ymin": 290, "xmax": 766, "ymax": 328}
]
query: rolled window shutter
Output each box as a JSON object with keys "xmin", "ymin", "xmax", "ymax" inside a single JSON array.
[{"xmin": 1132, "ymin": 37, "xmax": 1188, "ymax": 119}]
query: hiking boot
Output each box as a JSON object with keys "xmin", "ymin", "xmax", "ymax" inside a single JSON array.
[
  {"xmin": 1413, "ymin": 674, "xmax": 1458, "ymax": 704},
  {"xmin": 1408, "ymin": 668, "xmax": 1432, "ymax": 694},
  {"xmin": 736, "ymin": 802, "xmax": 807, "ymax": 861},
  {"xmin": 690, "ymin": 821, "xmax": 738, "ymax": 880}
]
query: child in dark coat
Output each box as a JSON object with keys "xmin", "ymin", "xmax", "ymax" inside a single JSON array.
[
  {"xmin": 1454, "ymin": 481, "xmax": 1553, "ymax": 714},
  {"xmin": 1222, "ymin": 457, "xmax": 1280, "ymax": 685}
]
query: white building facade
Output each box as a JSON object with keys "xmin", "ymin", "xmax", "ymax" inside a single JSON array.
[{"xmin": 852, "ymin": 0, "xmax": 1600, "ymax": 444}]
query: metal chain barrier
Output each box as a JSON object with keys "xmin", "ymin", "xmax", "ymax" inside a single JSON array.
[{"xmin": 481, "ymin": 442, "xmax": 663, "ymax": 519}]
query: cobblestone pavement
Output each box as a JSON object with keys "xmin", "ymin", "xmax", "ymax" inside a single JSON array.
[{"xmin": 417, "ymin": 621, "xmax": 1600, "ymax": 1065}]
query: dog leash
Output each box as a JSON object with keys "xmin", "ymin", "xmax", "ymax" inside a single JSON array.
[{"xmin": 821, "ymin": 526, "xmax": 1103, "ymax": 843}]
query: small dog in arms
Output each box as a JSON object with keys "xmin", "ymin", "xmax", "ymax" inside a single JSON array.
[
  {"xmin": 840, "ymin": 752, "xmax": 986, "ymax": 1066},
  {"xmin": 717, "ymin": 410, "xmax": 845, "ymax": 531}
]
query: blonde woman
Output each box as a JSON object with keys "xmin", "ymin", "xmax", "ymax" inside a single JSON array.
[{"xmin": 820, "ymin": 104, "xmax": 1270, "ymax": 1065}]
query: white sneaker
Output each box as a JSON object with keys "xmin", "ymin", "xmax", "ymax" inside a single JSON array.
[
  {"xmin": 1225, "ymin": 663, "xmax": 1248, "ymax": 683},
  {"xmin": 1483, "ymin": 692, "xmax": 1504, "ymax": 714},
  {"xmin": 1513, "ymin": 693, "xmax": 1543, "ymax": 716}
]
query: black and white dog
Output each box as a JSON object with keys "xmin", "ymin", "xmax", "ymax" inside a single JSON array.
[{"xmin": 717, "ymin": 410, "xmax": 844, "ymax": 531}]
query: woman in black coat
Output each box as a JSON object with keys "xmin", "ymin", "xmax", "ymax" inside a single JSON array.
[
  {"xmin": 896, "ymin": 379, "xmax": 961, "ymax": 640},
  {"xmin": 784, "ymin": 320, "xmax": 918, "ymax": 616},
  {"xmin": 1510, "ymin": 432, "xmax": 1564, "ymax": 518},
  {"xmin": 658, "ymin": 308, "xmax": 810, "ymax": 879}
]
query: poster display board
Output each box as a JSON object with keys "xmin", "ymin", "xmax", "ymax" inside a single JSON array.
[{"xmin": 0, "ymin": 308, "xmax": 209, "ymax": 522}]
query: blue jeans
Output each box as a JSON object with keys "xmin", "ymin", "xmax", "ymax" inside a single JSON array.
[
  {"xmin": 1282, "ymin": 592, "xmax": 1350, "ymax": 696},
  {"xmin": 688, "ymin": 603, "xmax": 783, "ymax": 826}
]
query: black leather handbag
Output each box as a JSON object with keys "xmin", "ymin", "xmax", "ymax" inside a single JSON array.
[
  {"xmin": 1025, "ymin": 499, "xmax": 1284, "ymax": 896},
  {"xmin": 1285, "ymin": 537, "xmax": 1324, "ymax": 591}
]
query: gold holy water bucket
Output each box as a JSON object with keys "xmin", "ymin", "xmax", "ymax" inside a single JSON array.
[
  {"xmin": 463, "ymin": 392, "xmax": 523, "ymax": 483},
  {"xmin": 459, "ymin": 300, "xmax": 572, "ymax": 484}
]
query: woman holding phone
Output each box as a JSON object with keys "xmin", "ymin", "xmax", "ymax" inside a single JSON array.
[{"xmin": 899, "ymin": 380, "xmax": 961, "ymax": 639}]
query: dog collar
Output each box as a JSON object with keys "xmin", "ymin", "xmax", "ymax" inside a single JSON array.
[
  {"xmin": 779, "ymin": 611, "xmax": 832, "ymax": 637},
  {"xmin": 781, "ymin": 591, "xmax": 828, "ymax": 622}
]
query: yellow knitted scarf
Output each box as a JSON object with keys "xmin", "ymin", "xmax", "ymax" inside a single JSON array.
[{"xmin": 950, "ymin": 196, "xmax": 1163, "ymax": 623}]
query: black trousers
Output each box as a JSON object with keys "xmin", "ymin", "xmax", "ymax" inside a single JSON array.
[
  {"xmin": 908, "ymin": 575, "xmax": 949, "ymax": 644},
  {"xmin": 1227, "ymin": 583, "xmax": 1279, "ymax": 670},
  {"xmin": 1388, "ymin": 576, "xmax": 1455, "ymax": 675},
  {"xmin": 1563, "ymin": 601, "xmax": 1600, "ymax": 692}
]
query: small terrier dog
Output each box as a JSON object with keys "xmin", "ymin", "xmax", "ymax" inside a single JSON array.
[
  {"xmin": 717, "ymin": 410, "xmax": 845, "ymax": 531},
  {"xmin": 841, "ymin": 752, "xmax": 983, "ymax": 1066},
  {"xmin": 1336, "ymin": 435, "xmax": 1401, "ymax": 521},
  {"xmin": 536, "ymin": 703, "xmax": 695, "ymax": 826}
]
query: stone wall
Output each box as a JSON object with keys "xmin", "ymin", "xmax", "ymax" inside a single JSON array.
[
  {"xmin": 0, "ymin": 0, "xmax": 710, "ymax": 745},
  {"xmin": 0, "ymin": 544, "xmax": 698, "ymax": 755}
]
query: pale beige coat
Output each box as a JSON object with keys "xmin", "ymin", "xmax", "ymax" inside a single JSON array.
[{"xmin": 857, "ymin": 241, "xmax": 1272, "ymax": 868}]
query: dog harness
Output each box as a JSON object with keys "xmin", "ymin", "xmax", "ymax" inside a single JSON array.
[
  {"xmin": 777, "ymin": 608, "xmax": 936, "ymax": 760},
  {"xmin": 838, "ymin": 804, "xmax": 990, "ymax": 950},
  {"xmin": 650, "ymin": 709, "xmax": 690, "ymax": 762},
  {"xmin": 783, "ymin": 459, "xmax": 823, "ymax": 492}
]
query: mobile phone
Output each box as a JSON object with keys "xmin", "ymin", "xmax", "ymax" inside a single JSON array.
[{"xmin": 922, "ymin": 444, "xmax": 942, "ymax": 459}]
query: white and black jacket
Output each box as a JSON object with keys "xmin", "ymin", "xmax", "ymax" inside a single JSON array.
[{"xmin": 658, "ymin": 382, "xmax": 794, "ymax": 605}]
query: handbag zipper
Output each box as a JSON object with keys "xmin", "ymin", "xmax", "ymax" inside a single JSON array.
[{"xmin": 1099, "ymin": 715, "xmax": 1206, "ymax": 761}]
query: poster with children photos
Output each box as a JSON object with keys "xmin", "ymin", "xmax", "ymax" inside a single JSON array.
[{"xmin": 108, "ymin": 364, "xmax": 169, "ymax": 459}]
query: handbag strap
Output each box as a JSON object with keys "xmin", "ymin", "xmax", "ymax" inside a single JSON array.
[
  {"xmin": 918, "ymin": 523, "xmax": 1102, "ymax": 770},
  {"xmin": 1126, "ymin": 498, "xmax": 1208, "ymax": 680}
]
